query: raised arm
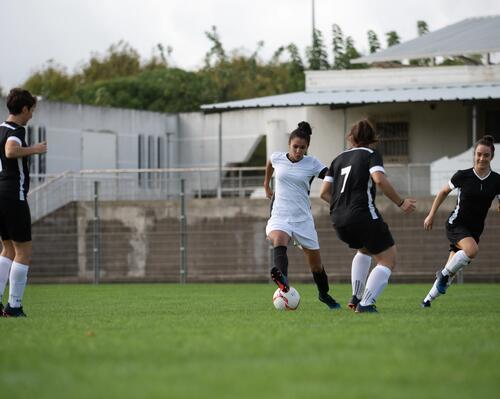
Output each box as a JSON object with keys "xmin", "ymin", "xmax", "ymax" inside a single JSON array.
[
  {"xmin": 263, "ymin": 160, "xmax": 274, "ymax": 200},
  {"xmin": 371, "ymin": 171, "xmax": 416, "ymax": 214},
  {"xmin": 424, "ymin": 184, "xmax": 452, "ymax": 230}
]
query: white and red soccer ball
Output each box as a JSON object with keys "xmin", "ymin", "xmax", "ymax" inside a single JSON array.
[{"xmin": 273, "ymin": 286, "xmax": 300, "ymax": 310}]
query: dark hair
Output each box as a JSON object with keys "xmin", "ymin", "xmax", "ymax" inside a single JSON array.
[
  {"xmin": 6, "ymin": 88, "xmax": 37, "ymax": 115},
  {"xmin": 347, "ymin": 119, "xmax": 378, "ymax": 146},
  {"xmin": 289, "ymin": 121, "xmax": 312, "ymax": 146},
  {"xmin": 474, "ymin": 135, "xmax": 495, "ymax": 158}
]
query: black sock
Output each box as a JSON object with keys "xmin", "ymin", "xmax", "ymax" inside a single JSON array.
[
  {"xmin": 312, "ymin": 268, "xmax": 329, "ymax": 297},
  {"xmin": 273, "ymin": 246, "xmax": 288, "ymax": 277}
]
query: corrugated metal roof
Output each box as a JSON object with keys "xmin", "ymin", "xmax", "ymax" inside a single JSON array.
[
  {"xmin": 200, "ymin": 83, "xmax": 500, "ymax": 111},
  {"xmin": 352, "ymin": 16, "xmax": 500, "ymax": 64}
]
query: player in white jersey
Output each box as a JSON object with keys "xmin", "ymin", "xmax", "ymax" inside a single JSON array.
[
  {"xmin": 320, "ymin": 120, "xmax": 416, "ymax": 313},
  {"xmin": 264, "ymin": 121, "xmax": 340, "ymax": 309},
  {"xmin": 422, "ymin": 135, "xmax": 500, "ymax": 307}
]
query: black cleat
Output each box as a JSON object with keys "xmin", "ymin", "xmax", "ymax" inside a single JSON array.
[
  {"xmin": 347, "ymin": 295, "xmax": 361, "ymax": 310},
  {"xmin": 355, "ymin": 304, "xmax": 378, "ymax": 313},
  {"xmin": 435, "ymin": 271, "xmax": 450, "ymax": 295},
  {"xmin": 319, "ymin": 293, "xmax": 341, "ymax": 309},
  {"xmin": 270, "ymin": 267, "xmax": 289, "ymax": 292},
  {"xmin": 3, "ymin": 304, "xmax": 27, "ymax": 318},
  {"xmin": 421, "ymin": 300, "xmax": 431, "ymax": 308}
]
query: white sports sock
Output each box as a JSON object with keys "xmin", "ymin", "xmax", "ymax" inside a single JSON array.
[
  {"xmin": 424, "ymin": 279, "xmax": 441, "ymax": 303},
  {"xmin": 442, "ymin": 250, "xmax": 471, "ymax": 275},
  {"xmin": 8, "ymin": 262, "xmax": 29, "ymax": 308},
  {"xmin": 0, "ymin": 256, "xmax": 13, "ymax": 299},
  {"xmin": 360, "ymin": 265, "xmax": 392, "ymax": 306},
  {"xmin": 351, "ymin": 252, "xmax": 371, "ymax": 299}
]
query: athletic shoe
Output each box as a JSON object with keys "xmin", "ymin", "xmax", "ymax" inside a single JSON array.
[
  {"xmin": 0, "ymin": 302, "xmax": 3, "ymax": 317},
  {"xmin": 270, "ymin": 267, "xmax": 289, "ymax": 293},
  {"xmin": 355, "ymin": 304, "xmax": 378, "ymax": 313},
  {"xmin": 318, "ymin": 293, "xmax": 341, "ymax": 309},
  {"xmin": 3, "ymin": 304, "xmax": 27, "ymax": 317},
  {"xmin": 421, "ymin": 300, "xmax": 431, "ymax": 308},
  {"xmin": 435, "ymin": 271, "xmax": 450, "ymax": 295},
  {"xmin": 347, "ymin": 295, "xmax": 361, "ymax": 310}
]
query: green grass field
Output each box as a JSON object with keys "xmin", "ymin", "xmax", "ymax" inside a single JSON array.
[{"xmin": 1, "ymin": 283, "xmax": 499, "ymax": 399}]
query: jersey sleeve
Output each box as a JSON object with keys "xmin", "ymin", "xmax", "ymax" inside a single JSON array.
[
  {"xmin": 449, "ymin": 170, "xmax": 464, "ymax": 190},
  {"xmin": 368, "ymin": 150, "xmax": 385, "ymax": 175},
  {"xmin": 324, "ymin": 161, "xmax": 335, "ymax": 183},
  {"xmin": 6, "ymin": 128, "xmax": 24, "ymax": 146},
  {"xmin": 269, "ymin": 152, "xmax": 280, "ymax": 166},
  {"xmin": 312, "ymin": 157, "xmax": 327, "ymax": 177}
]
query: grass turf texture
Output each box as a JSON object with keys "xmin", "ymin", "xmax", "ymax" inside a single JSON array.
[{"xmin": 1, "ymin": 283, "xmax": 499, "ymax": 399}]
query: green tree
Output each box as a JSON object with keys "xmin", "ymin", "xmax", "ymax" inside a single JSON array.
[
  {"xmin": 367, "ymin": 30, "xmax": 381, "ymax": 53},
  {"xmin": 307, "ymin": 29, "xmax": 330, "ymax": 70},
  {"xmin": 24, "ymin": 60, "xmax": 78, "ymax": 101},
  {"xmin": 385, "ymin": 31, "xmax": 401, "ymax": 47},
  {"xmin": 332, "ymin": 24, "xmax": 346, "ymax": 69}
]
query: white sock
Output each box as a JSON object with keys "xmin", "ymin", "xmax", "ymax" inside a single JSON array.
[
  {"xmin": 442, "ymin": 250, "xmax": 471, "ymax": 275},
  {"xmin": 424, "ymin": 279, "xmax": 442, "ymax": 303},
  {"xmin": 360, "ymin": 265, "xmax": 392, "ymax": 306},
  {"xmin": 8, "ymin": 262, "xmax": 29, "ymax": 308},
  {"xmin": 0, "ymin": 256, "xmax": 13, "ymax": 299},
  {"xmin": 351, "ymin": 252, "xmax": 371, "ymax": 299}
]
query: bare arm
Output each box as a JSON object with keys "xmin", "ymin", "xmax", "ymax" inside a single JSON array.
[
  {"xmin": 5, "ymin": 140, "xmax": 47, "ymax": 159},
  {"xmin": 371, "ymin": 171, "xmax": 416, "ymax": 214},
  {"xmin": 424, "ymin": 184, "xmax": 452, "ymax": 230},
  {"xmin": 263, "ymin": 160, "xmax": 274, "ymax": 200},
  {"xmin": 320, "ymin": 180, "xmax": 332, "ymax": 203}
]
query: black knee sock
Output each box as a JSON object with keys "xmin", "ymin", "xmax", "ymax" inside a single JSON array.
[
  {"xmin": 273, "ymin": 246, "xmax": 288, "ymax": 277},
  {"xmin": 312, "ymin": 268, "xmax": 330, "ymax": 296}
]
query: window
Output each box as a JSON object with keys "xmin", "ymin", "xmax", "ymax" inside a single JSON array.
[
  {"xmin": 27, "ymin": 126, "xmax": 36, "ymax": 175},
  {"xmin": 38, "ymin": 126, "xmax": 47, "ymax": 179},
  {"xmin": 157, "ymin": 136, "xmax": 164, "ymax": 168},
  {"xmin": 375, "ymin": 122, "xmax": 409, "ymax": 163},
  {"xmin": 138, "ymin": 134, "xmax": 144, "ymax": 186}
]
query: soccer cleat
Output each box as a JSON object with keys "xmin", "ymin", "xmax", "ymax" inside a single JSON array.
[
  {"xmin": 271, "ymin": 267, "xmax": 289, "ymax": 293},
  {"xmin": 0, "ymin": 302, "xmax": 3, "ymax": 315},
  {"xmin": 435, "ymin": 271, "xmax": 450, "ymax": 295},
  {"xmin": 355, "ymin": 304, "xmax": 378, "ymax": 313},
  {"xmin": 421, "ymin": 300, "xmax": 431, "ymax": 308},
  {"xmin": 3, "ymin": 304, "xmax": 27, "ymax": 318},
  {"xmin": 347, "ymin": 295, "xmax": 361, "ymax": 310},
  {"xmin": 318, "ymin": 293, "xmax": 341, "ymax": 309}
]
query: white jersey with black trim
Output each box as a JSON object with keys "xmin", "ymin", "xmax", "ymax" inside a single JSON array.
[
  {"xmin": 270, "ymin": 152, "xmax": 327, "ymax": 222},
  {"xmin": 325, "ymin": 147, "xmax": 385, "ymax": 227}
]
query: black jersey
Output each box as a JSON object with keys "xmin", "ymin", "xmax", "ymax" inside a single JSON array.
[
  {"xmin": 0, "ymin": 121, "xmax": 30, "ymax": 201},
  {"xmin": 325, "ymin": 147, "xmax": 385, "ymax": 227},
  {"xmin": 447, "ymin": 168, "xmax": 500, "ymax": 234}
]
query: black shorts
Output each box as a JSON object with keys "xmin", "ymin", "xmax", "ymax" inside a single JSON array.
[
  {"xmin": 334, "ymin": 219, "xmax": 395, "ymax": 255},
  {"xmin": 446, "ymin": 223, "xmax": 480, "ymax": 252},
  {"xmin": 0, "ymin": 198, "xmax": 32, "ymax": 242}
]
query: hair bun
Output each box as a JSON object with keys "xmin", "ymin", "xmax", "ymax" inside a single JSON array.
[
  {"xmin": 298, "ymin": 121, "xmax": 312, "ymax": 136},
  {"xmin": 482, "ymin": 135, "xmax": 494, "ymax": 144}
]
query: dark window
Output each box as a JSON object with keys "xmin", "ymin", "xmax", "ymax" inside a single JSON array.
[
  {"xmin": 38, "ymin": 126, "xmax": 47, "ymax": 179},
  {"xmin": 375, "ymin": 122, "xmax": 409, "ymax": 163},
  {"xmin": 27, "ymin": 126, "xmax": 36, "ymax": 175},
  {"xmin": 157, "ymin": 136, "xmax": 164, "ymax": 168},
  {"xmin": 138, "ymin": 134, "xmax": 144, "ymax": 186},
  {"xmin": 485, "ymin": 109, "xmax": 500, "ymax": 142},
  {"xmin": 148, "ymin": 135, "xmax": 155, "ymax": 169}
]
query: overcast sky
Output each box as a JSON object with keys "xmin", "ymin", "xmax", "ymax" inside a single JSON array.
[{"xmin": 1, "ymin": 0, "xmax": 500, "ymax": 90}]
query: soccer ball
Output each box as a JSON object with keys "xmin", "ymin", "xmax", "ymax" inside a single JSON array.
[{"xmin": 273, "ymin": 287, "xmax": 300, "ymax": 310}]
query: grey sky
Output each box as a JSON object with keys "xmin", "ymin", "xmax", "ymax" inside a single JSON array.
[{"xmin": 1, "ymin": 0, "xmax": 500, "ymax": 90}]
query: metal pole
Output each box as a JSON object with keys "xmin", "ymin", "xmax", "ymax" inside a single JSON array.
[
  {"xmin": 312, "ymin": 0, "xmax": 316, "ymax": 41},
  {"xmin": 179, "ymin": 179, "xmax": 187, "ymax": 284},
  {"xmin": 93, "ymin": 181, "xmax": 101, "ymax": 285},
  {"xmin": 217, "ymin": 113, "xmax": 223, "ymax": 199},
  {"xmin": 472, "ymin": 104, "xmax": 477, "ymax": 145}
]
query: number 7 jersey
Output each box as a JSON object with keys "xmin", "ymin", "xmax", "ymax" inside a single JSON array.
[{"xmin": 324, "ymin": 147, "xmax": 385, "ymax": 227}]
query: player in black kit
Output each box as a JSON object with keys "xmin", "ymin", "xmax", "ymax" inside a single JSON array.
[
  {"xmin": 422, "ymin": 135, "xmax": 500, "ymax": 307},
  {"xmin": 320, "ymin": 120, "xmax": 416, "ymax": 313},
  {"xmin": 0, "ymin": 89, "xmax": 47, "ymax": 317}
]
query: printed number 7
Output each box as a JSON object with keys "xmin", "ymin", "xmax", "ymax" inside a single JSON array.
[{"xmin": 340, "ymin": 165, "xmax": 352, "ymax": 193}]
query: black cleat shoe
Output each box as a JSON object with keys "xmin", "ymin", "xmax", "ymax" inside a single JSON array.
[
  {"xmin": 319, "ymin": 293, "xmax": 341, "ymax": 309},
  {"xmin": 347, "ymin": 295, "xmax": 361, "ymax": 310},
  {"xmin": 0, "ymin": 302, "xmax": 4, "ymax": 317},
  {"xmin": 3, "ymin": 304, "xmax": 27, "ymax": 318},
  {"xmin": 421, "ymin": 300, "xmax": 431, "ymax": 308},
  {"xmin": 355, "ymin": 304, "xmax": 378, "ymax": 313},
  {"xmin": 271, "ymin": 267, "xmax": 289, "ymax": 292}
]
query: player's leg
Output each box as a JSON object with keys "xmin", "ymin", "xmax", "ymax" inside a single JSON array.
[
  {"xmin": 267, "ymin": 230, "xmax": 291, "ymax": 292},
  {"xmin": 349, "ymin": 249, "xmax": 372, "ymax": 310},
  {"xmin": 422, "ymin": 250, "xmax": 455, "ymax": 307},
  {"xmin": 356, "ymin": 245, "xmax": 396, "ymax": 313},
  {"xmin": 0, "ymin": 240, "xmax": 15, "ymax": 314},
  {"xmin": 302, "ymin": 247, "xmax": 340, "ymax": 309}
]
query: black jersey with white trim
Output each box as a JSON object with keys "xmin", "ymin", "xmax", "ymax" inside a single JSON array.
[
  {"xmin": 447, "ymin": 168, "xmax": 500, "ymax": 233},
  {"xmin": 325, "ymin": 147, "xmax": 385, "ymax": 227},
  {"xmin": 0, "ymin": 121, "xmax": 30, "ymax": 201}
]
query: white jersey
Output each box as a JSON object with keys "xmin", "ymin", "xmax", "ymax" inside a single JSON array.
[{"xmin": 270, "ymin": 152, "xmax": 326, "ymax": 222}]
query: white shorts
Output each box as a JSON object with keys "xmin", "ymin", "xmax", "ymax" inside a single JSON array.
[{"xmin": 265, "ymin": 216, "xmax": 320, "ymax": 250}]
